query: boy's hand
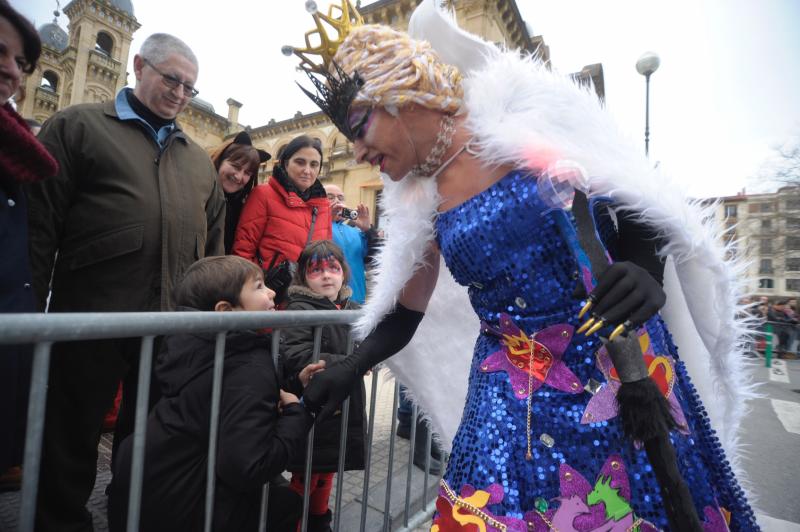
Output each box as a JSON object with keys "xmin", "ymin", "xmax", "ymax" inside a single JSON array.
[
  {"xmin": 279, "ymin": 389, "xmax": 299, "ymax": 412},
  {"xmin": 299, "ymin": 360, "xmax": 326, "ymax": 387}
]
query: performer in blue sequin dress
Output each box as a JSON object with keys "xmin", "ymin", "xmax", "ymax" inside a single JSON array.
[
  {"xmin": 435, "ymin": 169, "xmax": 754, "ymax": 530},
  {"xmin": 291, "ymin": 1, "xmax": 760, "ymax": 530}
]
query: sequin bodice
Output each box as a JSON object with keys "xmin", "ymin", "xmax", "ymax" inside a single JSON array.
[{"xmin": 436, "ymin": 170, "xmax": 593, "ymax": 326}]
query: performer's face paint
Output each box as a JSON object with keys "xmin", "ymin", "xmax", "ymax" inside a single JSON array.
[
  {"xmin": 305, "ymin": 257, "xmax": 344, "ymax": 302},
  {"xmin": 353, "ymin": 105, "xmax": 446, "ymax": 182},
  {"xmin": 352, "ymin": 106, "xmax": 412, "ymax": 180}
]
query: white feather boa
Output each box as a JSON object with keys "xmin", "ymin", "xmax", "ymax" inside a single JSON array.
[{"xmin": 354, "ymin": 2, "xmax": 758, "ymax": 488}]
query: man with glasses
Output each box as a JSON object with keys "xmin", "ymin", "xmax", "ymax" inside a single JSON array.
[
  {"xmin": 26, "ymin": 33, "xmax": 225, "ymax": 531},
  {"xmin": 324, "ymin": 183, "xmax": 379, "ymax": 304}
]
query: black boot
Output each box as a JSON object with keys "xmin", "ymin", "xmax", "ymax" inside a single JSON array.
[
  {"xmin": 413, "ymin": 418, "xmax": 444, "ymax": 475},
  {"xmin": 307, "ymin": 509, "xmax": 333, "ymax": 532}
]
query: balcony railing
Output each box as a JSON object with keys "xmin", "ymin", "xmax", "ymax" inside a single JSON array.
[
  {"xmin": 34, "ymin": 86, "xmax": 59, "ymax": 108},
  {"xmin": 88, "ymin": 49, "xmax": 122, "ymax": 73}
]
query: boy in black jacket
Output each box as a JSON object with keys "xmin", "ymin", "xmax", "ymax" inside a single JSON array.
[{"xmin": 108, "ymin": 256, "xmax": 323, "ymax": 532}]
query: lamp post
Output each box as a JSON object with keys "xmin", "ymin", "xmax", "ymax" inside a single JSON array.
[{"xmin": 636, "ymin": 51, "xmax": 660, "ymax": 156}]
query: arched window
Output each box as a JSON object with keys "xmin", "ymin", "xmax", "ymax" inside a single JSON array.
[
  {"xmin": 95, "ymin": 31, "xmax": 113, "ymax": 56},
  {"xmin": 40, "ymin": 70, "xmax": 59, "ymax": 92}
]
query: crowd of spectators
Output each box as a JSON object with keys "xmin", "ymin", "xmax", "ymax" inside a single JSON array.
[
  {"xmin": 0, "ymin": 5, "xmax": 419, "ymax": 530},
  {"xmin": 745, "ymin": 296, "xmax": 800, "ymax": 358}
]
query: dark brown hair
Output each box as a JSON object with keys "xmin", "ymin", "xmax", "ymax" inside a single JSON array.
[
  {"xmin": 175, "ymin": 256, "xmax": 262, "ymax": 311},
  {"xmin": 277, "ymin": 135, "xmax": 323, "ymax": 168},
  {"xmin": 215, "ymin": 143, "xmax": 261, "ymax": 178},
  {"xmin": 0, "ymin": 0, "xmax": 41, "ymax": 74},
  {"xmin": 293, "ymin": 240, "xmax": 350, "ymax": 288}
]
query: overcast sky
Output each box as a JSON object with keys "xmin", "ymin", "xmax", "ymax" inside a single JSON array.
[{"xmin": 18, "ymin": 0, "xmax": 800, "ymax": 198}]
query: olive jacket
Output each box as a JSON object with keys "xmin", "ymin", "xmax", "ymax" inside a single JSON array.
[{"xmin": 27, "ymin": 99, "xmax": 225, "ymax": 313}]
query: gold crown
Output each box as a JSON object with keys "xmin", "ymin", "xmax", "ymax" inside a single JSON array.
[{"xmin": 283, "ymin": 0, "xmax": 364, "ymax": 75}]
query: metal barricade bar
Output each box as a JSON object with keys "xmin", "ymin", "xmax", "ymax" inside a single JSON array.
[
  {"xmin": 332, "ymin": 331, "xmax": 355, "ymax": 532},
  {"xmin": 126, "ymin": 336, "xmax": 155, "ymax": 532},
  {"xmin": 383, "ymin": 381, "xmax": 400, "ymax": 530},
  {"xmin": 0, "ymin": 310, "xmax": 357, "ymax": 345},
  {"xmin": 203, "ymin": 332, "xmax": 227, "ymax": 532},
  {"xmin": 300, "ymin": 326, "xmax": 324, "ymax": 532},
  {"xmin": 19, "ymin": 342, "xmax": 52, "ymax": 532},
  {"xmin": 360, "ymin": 366, "xmax": 380, "ymax": 531}
]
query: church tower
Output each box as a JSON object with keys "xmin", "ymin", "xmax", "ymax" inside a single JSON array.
[{"xmin": 19, "ymin": 0, "xmax": 140, "ymax": 122}]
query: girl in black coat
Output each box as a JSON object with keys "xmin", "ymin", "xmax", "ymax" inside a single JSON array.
[{"xmin": 281, "ymin": 241, "xmax": 367, "ymax": 532}]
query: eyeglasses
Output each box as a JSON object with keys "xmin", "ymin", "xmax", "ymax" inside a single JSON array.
[{"xmin": 142, "ymin": 58, "xmax": 199, "ymax": 97}]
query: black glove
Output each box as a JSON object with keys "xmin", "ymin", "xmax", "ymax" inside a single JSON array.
[
  {"xmin": 587, "ymin": 261, "xmax": 666, "ymax": 331},
  {"xmin": 302, "ymin": 304, "xmax": 424, "ymax": 419}
]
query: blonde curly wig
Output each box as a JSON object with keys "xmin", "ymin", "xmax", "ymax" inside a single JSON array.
[{"xmin": 333, "ymin": 24, "xmax": 463, "ymax": 114}]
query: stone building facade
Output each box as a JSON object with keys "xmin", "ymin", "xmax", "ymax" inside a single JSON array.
[
  {"xmin": 712, "ymin": 187, "xmax": 800, "ymax": 299},
  {"xmin": 20, "ymin": 0, "xmax": 604, "ymax": 227},
  {"xmin": 19, "ymin": 0, "xmax": 242, "ymax": 146}
]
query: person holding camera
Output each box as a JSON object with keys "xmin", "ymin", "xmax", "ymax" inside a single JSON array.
[
  {"xmin": 324, "ymin": 183, "xmax": 379, "ymax": 304},
  {"xmin": 233, "ymin": 135, "xmax": 331, "ymax": 304}
]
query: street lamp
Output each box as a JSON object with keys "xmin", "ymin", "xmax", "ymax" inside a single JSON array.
[{"xmin": 636, "ymin": 51, "xmax": 660, "ymax": 156}]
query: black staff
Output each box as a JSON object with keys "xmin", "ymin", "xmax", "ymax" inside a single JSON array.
[{"xmin": 569, "ymin": 190, "xmax": 703, "ymax": 532}]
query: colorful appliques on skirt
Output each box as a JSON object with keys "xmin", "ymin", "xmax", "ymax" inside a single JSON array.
[
  {"xmin": 432, "ymin": 481, "xmax": 528, "ymax": 532},
  {"xmin": 525, "ymin": 455, "xmax": 658, "ymax": 532},
  {"xmin": 480, "ymin": 313, "xmax": 582, "ymax": 399},
  {"xmin": 581, "ymin": 330, "xmax": 688, "ymax": 433},
  {"xmin": 436, "ymin": 458, "xmax": 732, "ymax": 531}
]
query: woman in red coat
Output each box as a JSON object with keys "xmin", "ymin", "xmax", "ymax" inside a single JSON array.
[{"xmin": 233, "ymin": 135, "xmax": 331, "ymax": 302}]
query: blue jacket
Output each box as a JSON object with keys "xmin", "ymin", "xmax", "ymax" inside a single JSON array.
[{"xmin": 331, "ymin": 221, "xmax": 376, "ymax": 304}]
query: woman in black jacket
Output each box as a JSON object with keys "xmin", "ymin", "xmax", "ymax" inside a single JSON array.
[{"xmin": 281, "ymin": 241, "xmax": 366, "ymax": 532}]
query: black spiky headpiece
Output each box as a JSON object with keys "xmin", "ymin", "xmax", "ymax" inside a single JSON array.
[{"xmin": 298, "ymin": 61, "xmax": 365, "ymax": 142}]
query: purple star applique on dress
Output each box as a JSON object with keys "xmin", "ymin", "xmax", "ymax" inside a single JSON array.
[{"xmin": 480, "ymin": 313, "xmax": 582, "ymax": 400}]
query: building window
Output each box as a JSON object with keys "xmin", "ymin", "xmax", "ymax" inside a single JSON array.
[
  {"xmin": 787, "ymin": 258, "xmax": 800, "ymax": 271},
  {"xmin": 788, "ymin": 279, "xmax": 800, "ymax": 292},
  {"xmin": 759, "ymin": 278, "xmax": 774, "ymax": 289},
  {"xmin": 759, "ymin": 259, "xmax": 773, "ymax": 274},
  {"xmin": 760, "ymin": 239, "xmax": 772, "ymax": 254},
  {"xmin": 788, "ymin": 237, "xmax": 800, "ymax": 251},
  {"xmin": 40, "ymin": 70, "xmax": 59, "ymax": 92},
  {"xmin": 787, "ymin": 198, "xmax": 800, "ymax": 211},
  {"xmin": 787, "ymin": 218, "xmax": 800, "ymax": 230},
  {"xmin": 724, "ymin": 204, "xmax": 737, "ymax": 218},
  {"xmin": 95, "ymin": 31, "xmax": 113, "ymax": 56},
  {"xmin": 760, "ymin": 202, "xmax": 775, "ymax": 213},
  {"xmin": 762, "ymin": 219, "xmax": 772, "ymax": 231}
]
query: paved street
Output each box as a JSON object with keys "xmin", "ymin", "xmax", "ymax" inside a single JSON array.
[
  {"xmin": 2, "ymin": 357, "xmax": 799, "ymax": 531},
  {"xmin": 739, "ymin": 354, "xmax": 800, "ymax": 531}
]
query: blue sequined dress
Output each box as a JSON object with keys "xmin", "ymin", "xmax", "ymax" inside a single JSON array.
[{"xmin": 432, "ymin": 170, "xmax": 758, "ymax": 531}]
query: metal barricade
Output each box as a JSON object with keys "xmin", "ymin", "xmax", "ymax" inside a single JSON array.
[{"xmin": 0, "ymin": 311, "xmax": 441, "ymax": 531}]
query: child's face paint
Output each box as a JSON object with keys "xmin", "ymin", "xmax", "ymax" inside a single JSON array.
[{"xmin": 305, "ymin": 257, "xmax": 344, "ymax": 302}]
